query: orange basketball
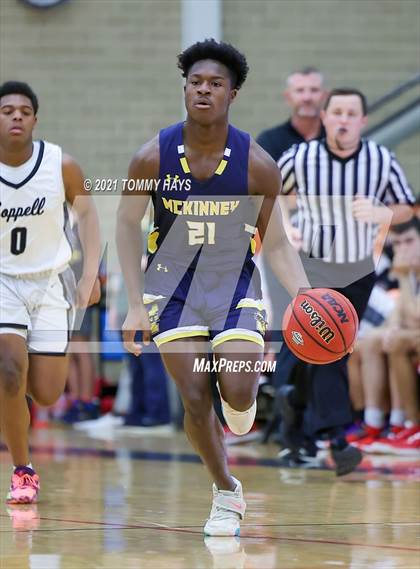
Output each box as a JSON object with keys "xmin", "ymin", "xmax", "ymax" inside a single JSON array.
[{"xmin": 282, "ymin": 288, "xmax": 359, "ymax": 364}]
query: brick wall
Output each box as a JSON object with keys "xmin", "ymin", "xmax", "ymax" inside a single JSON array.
[
  {"xmin": 0, "ymin": 0, "xmax": 182, "ymax": 265},
  {"xmin": 224, "ymin": 0, "xmax": 419, "ymax": 193}
]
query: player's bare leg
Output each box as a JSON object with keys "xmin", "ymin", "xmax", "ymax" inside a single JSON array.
[
  {"xmin": 161, "ymin": 338, "xmax": 261, "ymax": 535},
  {"xmin": 0, "ymin": 334, "xmax": 40, "ymax": 504},
  {"xmin": 26, "ymin": 354, "xmax": 69, "ymax": 407},
  {"xmin": 0, "ymin": 342, "xmax": 70, "ymax": 504},
  {"xmin": 160, "ymin": 339, "xmax": 234, "ymax": 491},
  {"xmin": 160, "ymin": 338, "xmax": 247, "ymax": 536},
  {"xmin": 211, "ymin": 338, "xmax": 264, "ymax": 536},
  {"xmin": 0, "ymin": 335, "xmax": 30, "ymax": 466}
]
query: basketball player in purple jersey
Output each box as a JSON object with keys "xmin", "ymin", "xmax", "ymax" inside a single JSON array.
[{"xmin": 117, "ymin": 40, "xmax": 310, "ymax": 536}]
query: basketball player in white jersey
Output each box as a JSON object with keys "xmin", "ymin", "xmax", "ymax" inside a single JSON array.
[{"xmin": 0, "ymin": 81, "xmax": 101, "ymax": 504}]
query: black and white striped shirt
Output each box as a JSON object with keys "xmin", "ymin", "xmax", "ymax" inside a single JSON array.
[{"xmin": 278, "ymin": 139, "xmax": 415, "ymax": 263}]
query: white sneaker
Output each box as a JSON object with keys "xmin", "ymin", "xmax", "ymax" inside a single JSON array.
[
  {"xmin": 203, "ymin": 477, "xmax": 246, "ymax": 536},
  {"xmin": 220, "ymin": 399, "xmax": 257, "ymax": 436},
  {"xmin": 73, "ymin": 413, "xmax": 124, "ymax": 431}
]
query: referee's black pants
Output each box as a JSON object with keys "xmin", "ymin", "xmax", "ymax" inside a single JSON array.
[{"xmin": 274, "ymin": 256, "xmax": 376, "ymax": 439}]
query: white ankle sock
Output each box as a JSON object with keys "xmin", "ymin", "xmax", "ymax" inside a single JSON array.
[
  {"xmin": 364, "ymin": 407, "xmax": 385, "ymax": 429},
  {"xmin": 390, "ymin": 409, "xmax": 405, "ymax": 427}
]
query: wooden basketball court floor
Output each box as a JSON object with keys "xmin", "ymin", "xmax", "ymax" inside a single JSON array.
[{"xmin": 1, "ymin": 426, "xmax": 419, "ymax": 569}]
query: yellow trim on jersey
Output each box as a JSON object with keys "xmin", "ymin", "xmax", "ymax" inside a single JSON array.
[
  {"xmin": 215, "ymin": 159, "xmax": 228, "ymax": 175},
  {"xmin": 235, "ymin": 299, "xmax": 265, "ymax": 311},
  {"xmin": 143, "ymin": 294, "xmax": 166, "ymax": 305},
  {"xmin": 250, "ymin": 237, "xmax": 256, "ymax": 255},
  {"xmin": 147, "ymin": 229, "xmax": 159, "ymax": 254},
  {"xmin": 154, "ymin": 330, "xmax": 210, "ymax": 347},
  {"xmin": 211, "ymin": 333, "xmax": 264, "ymax": 349},
  {"xmin": 179, "ymin": 157, "xmax": 191, "ymax": 174}
]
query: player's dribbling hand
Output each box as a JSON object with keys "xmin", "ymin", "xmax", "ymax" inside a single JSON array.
[
  {"xmin": 76, "ymin": 276, "xmax": 101, "ymax": 308},
  {"xmin": 122, "ymin": 304, "xmax": 151, "ymax": 357}
]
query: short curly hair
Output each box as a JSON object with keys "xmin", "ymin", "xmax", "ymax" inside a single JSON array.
[
  {"xmin": 177, "ymin": 38, "xmax": 249, "ymax": 90},
  {"xmin": 0, "ymin": 81, "xmax": 38, "ymax": 115}
]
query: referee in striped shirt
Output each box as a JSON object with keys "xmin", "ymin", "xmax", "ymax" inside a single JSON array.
[{"xmin": 276, "ymin": 88, "xmax": 414, "ymax": 474}]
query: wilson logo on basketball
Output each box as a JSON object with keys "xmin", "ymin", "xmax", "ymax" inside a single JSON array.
[
  {"xmin": 299, "ymin": 300, "xmax": 335, "ymax": 344},
  {"xmin": 292, "ymin": 331, "xmax": 304, "ymax": 345},
  {"xmin": 282, "ymin": 289, "xmax": 358, "ymax": 365},
  {"xmin": 321, "ymin": 293, "xmax": 350, "ymax": 324}
]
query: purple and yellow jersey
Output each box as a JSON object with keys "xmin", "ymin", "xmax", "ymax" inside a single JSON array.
[
  {"xmin": 144, "ymin": 122, "xmax": 266, "ymax": 348},
  {"xmin": 148, "ymin": 122, "xmax": 258, "ymax": 270}
]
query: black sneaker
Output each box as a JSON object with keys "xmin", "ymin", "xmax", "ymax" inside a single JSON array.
[
  {"xmin": 278, "ymin": 444, "xmax": 321, "ymax": 469},
  {"xmin": 331, "ymin": 444, "xmax": 363, "ymax": 476}
]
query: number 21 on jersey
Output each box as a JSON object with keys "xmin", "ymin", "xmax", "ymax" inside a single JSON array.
[{"xmin": 186, "ymin": 221, "xmax": 215, "ymax": 246}]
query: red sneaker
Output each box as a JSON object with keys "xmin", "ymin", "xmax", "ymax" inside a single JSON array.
[
  {"xmin": 368, "ymin": 425, "xmax": 405, "ymax": 454},
  {"xmin": 6, "ymin": 466, "xmax": 40, "ymax": 504},
  {"xmin": 346, "ymin": 424, "xmax": 382, "ymax": 451},
  {"xmin": 379, "ymin": 426, "xmax": 420, "ymax": 456},
  {"xmin": 395, "ymin": 425, "xmax": 420, "ymax": 440}
]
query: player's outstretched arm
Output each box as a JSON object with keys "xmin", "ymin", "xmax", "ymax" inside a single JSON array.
[
  {"xmin": 116, "ymin": 136, "xmax": 158, "ymax": 356},
  {"xmin": 62, "ymin": 154, "xmax": 101, "ymax": 307},
  {"xmin": 249, "ymin": 140, "xmax": 310, "ymax": 297}
]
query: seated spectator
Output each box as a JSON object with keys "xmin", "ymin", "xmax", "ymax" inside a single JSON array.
[
  {"xmin": 348, "ymin": 217, "xmax": 420, "ymax": 454},
  {"xmin": 347, "ymin": 284, "xmax": 397, "ymax": 428},
  {"xmin": 347, "ymin": 221, "xmax": 408, "ymax": 429}
]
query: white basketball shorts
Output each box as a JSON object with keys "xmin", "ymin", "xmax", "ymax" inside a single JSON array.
[{"xmin": 0, "ymin": 267, "xmax": 76, "ymax": 354}]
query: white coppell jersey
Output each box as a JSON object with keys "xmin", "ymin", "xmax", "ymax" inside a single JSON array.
[{"xmin": 0, "ymin": 140, "xmax": 72, "ymax": 276}]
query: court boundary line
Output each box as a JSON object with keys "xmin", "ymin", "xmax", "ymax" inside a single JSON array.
[{"xmin": 1, "ymin": 514, "xmax": 418, "ymax": 553}]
